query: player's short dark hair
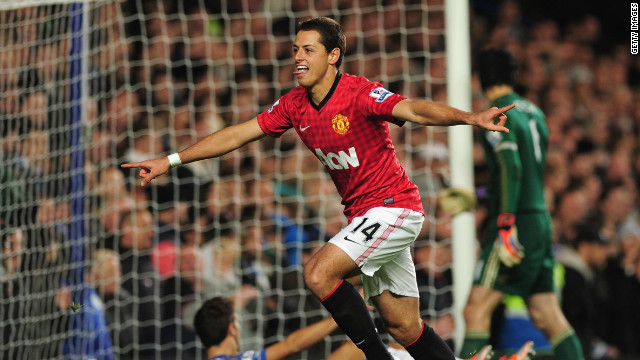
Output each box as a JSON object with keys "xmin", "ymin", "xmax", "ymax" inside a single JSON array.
[
  {"xmin": 296, "ymin": 17, "xmax": 346, "ymax": 69},
  {"xmin": 194, "ymin": 297, "xmax": 235, "ymax": 348},
  {"xmin": 476, "ymin": 48, "xmax": 517, "ymax": 91}
]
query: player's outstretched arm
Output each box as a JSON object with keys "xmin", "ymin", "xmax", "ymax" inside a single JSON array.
[
  {"xmin": 265, "ymin": 317, "xmax": 338, "ymax": 360},
  {"xmin": 121, "ymin": 117, "xmax": 266, "ymax": 186},
  {"xmin": 326, "ymin": 341, "xmax": 364, "ymax": 360},
  {"xmin": 392, "ymin": 99, "xmax": 514, "ymax": 133}
]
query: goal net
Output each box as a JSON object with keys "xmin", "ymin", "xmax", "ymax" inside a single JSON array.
[{"xmin": 0, "ymin": 1, "xmax": 460, "ymax": 359}]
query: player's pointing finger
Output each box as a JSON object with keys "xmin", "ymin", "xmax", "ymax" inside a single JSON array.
[
  {"xmin": 497, "ymin": 104, "xmax": 516, "ymax": 113},
  {"xmin": 121, "ymin": 162, "xmax": 140, "ymax": 169}
]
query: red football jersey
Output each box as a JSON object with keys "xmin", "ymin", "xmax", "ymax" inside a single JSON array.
[{"xmin": 257, "ymin": 73, "xmax": 424, "ymax": 221}]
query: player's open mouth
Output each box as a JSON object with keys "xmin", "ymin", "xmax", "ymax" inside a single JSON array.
[{"xmin": 293, "ymin": 65, "xmax": 309, "ymax": 77}]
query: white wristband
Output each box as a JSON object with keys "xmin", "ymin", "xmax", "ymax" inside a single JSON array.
[{"xmin": 167, "ymin": 153, "xmax": 182, "ymax": 168}]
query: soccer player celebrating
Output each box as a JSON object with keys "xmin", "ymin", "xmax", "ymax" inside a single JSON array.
[
  {"xmin": 123, "ymin": 17, "xmax": 513, "ymax": 360},
  {"xmin": 457, "ymin": 48, "xmax": 584, "ymax": 360}
]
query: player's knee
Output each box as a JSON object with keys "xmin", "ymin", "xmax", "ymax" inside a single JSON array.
[
  {"xmin": 302, "ymin": 263, "xmax": 325, "ymax": 292},
  {"xmin": 462, "ymin": 304, "xmax": 474, "ymax": 322},
  {"xmin": 528, "ymin": 307, "xmax": 550, "ymax": 332},
  {"xmin": 463, "ymin": 303, "xmax": 485, "ymax": 326},
  {"xmin": 529, "ymin": 305, "xmax": 569, "ymax": 337},
  {"xmin": 384, "ymin": 317, "xmax": 422, "ymax": 344}
]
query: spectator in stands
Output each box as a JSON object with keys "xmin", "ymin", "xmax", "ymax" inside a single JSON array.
[
  {"xmin": 65, "ymin": 253, "xmax": 115, "ymax": 360},
  {"xmin": 237, "ymin": 214, "xmax": 276, "ymax": 293},
  {"xmin": 555, "ymin": 224, "xmax": 618, "ymax": 360},
  {"xmin": 599, "ymin": 186, "xmax": 640, "ymax": 358},
  {"xmin": 0, "ymin": 116, "xmax": 40, "ymax": 226},
  {"xmin": 0, "ymin": 86, "xmax": 20, "ymax": 121},
  {"xmin": 553, "ymin": 186, "xmax": 590, "ymax": 245},
  {"xmin": 1, "ymin": 225, "xmax": 72, "ymax": 358},
  {"xmin": 200, "ymin": 231, "xmax": 251, "ymax": 299},
  {"xmin": 0, "ymin": 114, "xmax": 52, "ymax": 202},
  {"xmin": 87, "ymin": 248, "xmax": 135, "ymax": 360},
  {"xmin": 602, "ymin": 230, "xmax": 640, "ymax": 358},
  {"xmin": 586, "ymin": 181, "xmax": 635, "ymax": 244},
  {"xmin": 199, "ymin": 177, "xmax": 239, "ymax": 240},
  {"xmin": 169, "ymin": 100, "xmax": 224, "ymax": 185},
  {"xmin": 160, "ymin": 244, "xmax": 207, "ymax": 358},
  {"xmin": 104, "ymin": 86, "xmax": 140, "ymax": 151},
  {"xmin": 194, "ymin": 296, "xmax": 338, "ymax": 360},
  {"xmin": 1, "ymin": 226, "xmax": 30, "ymax": 357},
  {"xmin": 20, "ymin": 90, "xmax": 48, "ymax": 129},
  {"xmin": 544, "ymin": 147, "xmax": 571, "ymax": 202},
  {"xmin": 117, "ymin": 208, "xmax": 163, "ymax": 358},
  {"xmin": 94, "ymin": 166, "xmax": 136, "ymax": 245}
]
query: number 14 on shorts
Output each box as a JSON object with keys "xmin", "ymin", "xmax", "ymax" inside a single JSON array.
[{"xmin": 345, "ymin": 217, "xmax": 382, "ymax": 243}]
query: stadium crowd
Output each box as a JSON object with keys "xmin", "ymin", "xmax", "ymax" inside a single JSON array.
[{"xmin": 1, "ymin": 0, "xmax": 639, "ymax": 359}]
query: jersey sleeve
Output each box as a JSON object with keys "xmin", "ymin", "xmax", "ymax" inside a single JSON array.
[
  {"xmin": 257, "ymin": 95, "xmax": 292, "ymax": 138},
  {"xmin": 209, "ymin": 349, "xmax": 266, "ymax": 360},
  {"xmin": 483, "ymin": 129, "xmax": 522, "ymax": 214},
  {"xmin": 357, "ymin": 81, "xmax": 406, "ymax": 126}
]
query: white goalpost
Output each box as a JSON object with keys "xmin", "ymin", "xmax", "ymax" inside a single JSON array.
[
  {"xmin": 445, "ymin": 0, "xmax": 476, "ymax": 353},
  {"xmin": 0, "ymin": 1, "xmax": 474, "ymax": 359}
]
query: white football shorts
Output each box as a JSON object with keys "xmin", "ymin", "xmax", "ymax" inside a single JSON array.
[{"xmin": 328, "ymin": 207, "xmax": 424, "ymax": 302}]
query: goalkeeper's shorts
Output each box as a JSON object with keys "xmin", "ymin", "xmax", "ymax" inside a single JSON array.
[{"xmin": 474, "ymin": 212, "xmax": 555, "ymax": 297}]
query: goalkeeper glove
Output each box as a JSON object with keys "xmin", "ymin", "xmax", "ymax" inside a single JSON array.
[
  {"xmin": 495, "ymin": 213, "xmax": 524, "ymax": 267},
  {"xmin": 439, "ymin": 187, "xmax": 477, "ymax": 216}
]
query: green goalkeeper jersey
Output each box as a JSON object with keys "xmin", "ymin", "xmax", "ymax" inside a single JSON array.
[{"xmin": 481, "ymin": 92, "xmax": 548, "ymax": 216}]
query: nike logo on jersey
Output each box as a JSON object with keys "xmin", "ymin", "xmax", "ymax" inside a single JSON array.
[
  {"xmin": 315, "ymin": 147, "xmax": 360, "ymax": 170},
  {"xmin": 300, "ymin": 125, "xmax": 311, "ymax": 132}
]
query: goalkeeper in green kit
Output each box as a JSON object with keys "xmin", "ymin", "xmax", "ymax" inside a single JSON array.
[{"xmin": 458, "ymin": 48, "xmax": 585, "ymax": 360}]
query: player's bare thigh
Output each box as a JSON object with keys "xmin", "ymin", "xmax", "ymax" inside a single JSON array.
[
  {"xmin": 370, "ymin": 290, "xmax": 422, "ymax": 345},
  {"xmin": 303, "ymin": 243, "xmax": 361, "ymax": 298}
]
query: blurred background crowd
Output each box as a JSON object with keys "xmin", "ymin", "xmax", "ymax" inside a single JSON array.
[{"xmin": 1, "ymin": 0, "xmax": 638, "ymax": 359}]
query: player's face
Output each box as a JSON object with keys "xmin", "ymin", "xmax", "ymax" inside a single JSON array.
[{"xmin": 292, "ymin": 30, "xmax": 337, "ymax": 89}]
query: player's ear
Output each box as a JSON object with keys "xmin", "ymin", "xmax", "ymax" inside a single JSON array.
[
  {"xmin": 227, "ymin": 322, "xmax": 236, "ymax": 337},
  {"xmin": 328, "ymin": 48, "xmax": 340, "ymax": 66},
  {"xmin": 228, "ymin": 315, "xmax": 241, "ymax": 338}
]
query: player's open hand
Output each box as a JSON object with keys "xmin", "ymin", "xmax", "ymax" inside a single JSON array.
[
  {"xmin": 121, "ymin": 157, "xmax": 171, "ymax": 186},
  {"xmin": 439, "ymin": 187, "xmax": 477, "ymax": 216},
  {"xmin": 472, "ymin": 104, "xmax": 515, "ymax": 133}
]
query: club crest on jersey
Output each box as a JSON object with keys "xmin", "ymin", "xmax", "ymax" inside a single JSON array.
[
  {"xmin": 332, "ymin": 114, "xmax": 349, "ymax": 135},
  {"xmin": 368, "ymin": 87, "xmax": 393, "ymax": 103}
]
